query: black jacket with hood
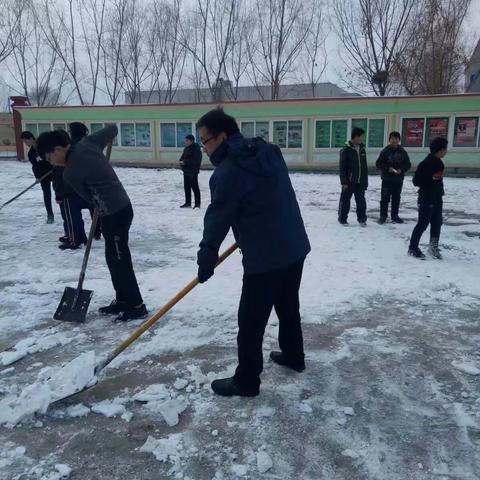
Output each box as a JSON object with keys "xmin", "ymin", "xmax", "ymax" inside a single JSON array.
[
  {"xmin": 339, "ymin": 141, "xmax": 368, "ymax": 188},
  {"xmin": 197, "ymin": 133, "xmax": 311, "ymax": 275},
  {"xmin": 412, "ymin": 154, "xmax": 445, "ymax": 203},
  {"xmin": 180, "ymin": 143, "xmax": 202, "ymax": 175},
  {"xmin": 376, "ymin": 145, "xmax": 411, "ymax": 182}
]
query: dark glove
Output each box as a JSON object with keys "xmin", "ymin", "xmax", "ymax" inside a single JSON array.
[{"xmin": 198, "ymin": 266, "xmax": 214, "ymax": 284}]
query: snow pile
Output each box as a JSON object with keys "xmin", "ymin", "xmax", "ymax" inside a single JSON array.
[
  {"xmin": 0, "ymin": 331, "xmax": 78, "ymax": 366},
  {"xmin": 140, "ymin": 433, "xmax": 184, "ymax": 465},
  {"xmin": 134, "ymin": 384, "xmax": 187, "ymax": 426},
  {"xmin": 451, "ymin": 361, "xmax": 480, "ymax": 376},
  {"xmin": 0, "ymin": 443, "xmax": 26, "ymax": 469},
  {"xmin": 91, "ymin": 400, "xmax": 126, "ymax": 418},
  {"xmin": 0, "ymin": 351, "xmax": 96, "ymax": 426},
  {"xmin": 41, "ymin": 464, "xmax": 72, "ymax": 480},
  {"xmin": 256, "ymin": 450, "xmax": 273, "ymax": 473}
]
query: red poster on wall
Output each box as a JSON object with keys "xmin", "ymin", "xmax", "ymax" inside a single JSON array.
[
  {"xmin": 404, "ymin": 119, "xmax": 424, "ymax": 147},
  {"xmin": 427, "ymin": 118, "xmax": 448, "ymax": 139},
  {"xmin": 454, "ymin": 117, "xmax": 478, "ymax": 147}
]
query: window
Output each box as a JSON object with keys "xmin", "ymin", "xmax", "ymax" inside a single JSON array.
[
  {"xmin": 120, "ymin": 123, "xmax": 136, "ymax": 147},
  {"xmin": 315, "ymin": 121, "xmax": 331, "ymax": 148},
  {"xmin": 241, "ymin": 122, "xmax": 255, "ymax": 138},
  {"xmin": 425, "ymin": 117, "xmax": 449, "ymax": 147},
  {"xmin": 25, "ymin": 123, "xmax": 38, "ymax": 137},
  {"xmin": 37, "ymin": 124, "xmax": 51, "ymax": 134},
  {"xmin": 402, "ymin": 118, "xmax": 424, "ymax": 147},
  {"xmin": 351, "ymin": 118, "xmax": 368, "ymax": 134},
  {"xmin": 331, "ymin": 120, "xmax": 348, "ymax": 148},
  {"xmin": 136, "ymin": 123, "xmax": 151, "ymax": 147},
  {"xmin": 368, "ymin": 119, "xmax": 385, "ymax": 148},
  {"xmin": 53, "ymin": 123, "xmax": 66, "ymax": 131},
  {"xmin": 255, "ymin": 122, "xmax": 269, "ymax": 141},
  {"xmin": 160, "ymin": 122, "xmax": 193, "ymax": 148},
  {"xmin": 273, "ymin": 120, "xmax": 303, "ymax": 148},
  {"xmin": 90, "ymin": 123, "xmax": 104, "ymax": 133},
  {"xmin": 453, "ymin": 117, "xmax": 479, "ymax": 148}
]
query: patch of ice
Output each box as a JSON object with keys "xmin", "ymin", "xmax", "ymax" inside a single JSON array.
[
  {"xmin": 0, "ymin": 444, "xmax": 27, "ymax": 469},
  {"xmin": 174, "ymin": 378, "xmax": 189, "ymax": 390},
  {"xmin": 451, "ymin": 361, "xmax": 480, "ymax": 376},
  {"xmin": 343, "ymin": 407, "xmax": 355, "ymax": 416},
  {"xmin": 65, "ymin": 404, "xmax": 90, "ymax": 418},
  {"xmin": 341, "ymin": 449, "xmax": 360, "ymax": 459},
  {"xmin": 91, "ymin": 400, "xmax": 126, "ymax": 418},
  {"xmin": 186, "ymin": 364, "xmax": 208, "ymax": 389},
  {"xmin": 133, "ymin": 384, "xmax": 170, "ymax": 402},
  {"xmin": 256, "ymin": 450, "xmax": 273, "ymax": 473},
  {"xmin": 230, "ymin": 464, "xmax": 248, "ymax": 476},
  {"xmin": 453, "ymin": 403, "xmax": 478, "ymax": 428},
  {"xmin": 121, "ymin": 411, "xmax": 133, "ymax": 422},
  {"xmin": 298, "ymin": 401, "xmax": 313, "ymax": 413},
  {"xmin": 40, "ymin": 463, "xmax": 72, "ymax": 480},
  {"xmin": 147, "ymin": 398, "xmax": 187, "ymax": 427}
]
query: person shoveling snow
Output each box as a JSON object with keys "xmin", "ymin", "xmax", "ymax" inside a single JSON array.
[{"xmin": 0, "ymin": 351, "xmax": 96, "ymax": 426}]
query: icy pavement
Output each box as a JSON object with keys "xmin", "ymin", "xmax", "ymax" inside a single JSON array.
[{"xmin": 0, "ymin": 160, "xmax": 479, "ymax": 480}]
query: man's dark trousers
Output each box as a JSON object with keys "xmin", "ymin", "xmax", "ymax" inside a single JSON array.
[
  {"xmin": 40, "ymin": 177, "xmax": 53, "ymax": 217},
  {"xmin": 338, "ymin": 184, "xmax": 367, "ymax": 223},
  {"xmin": 409, "ymin": 199, "xmax": 443, "ymax": 249},
  {"xmin": 100, "ymin": 203, "xmax": 143, "ymax": 307},
  {"xmin": 63, "ymin": 195, "xmax": 88, "ymax": 246},
  {"xmin": 234, "ymin": 258, "xmax": 305, "ymax": 390},
  {"xmin": 183, "ymin": 173, "xmax": 200, "ymax": 206},
  {"xmin": 380, "ymin": 180, "xmax": 403, "ymax": 219}
]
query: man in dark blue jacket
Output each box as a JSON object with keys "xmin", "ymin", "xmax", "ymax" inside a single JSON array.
[
  {"xmin": 338, "ymin": 128, "xmax": 368, "ymax": 225},
  {"xmin": 179, "ymin": 134, "xmax": 202, "ymax": 208},
  {"xmin": 196, "ymin": 108, "xmax": 311, "ymax": 397}
]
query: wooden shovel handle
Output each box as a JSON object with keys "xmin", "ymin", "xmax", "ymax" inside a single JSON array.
[{"xmin": 95, "ymin": 243, "xmax": 238, "ymax": 374}]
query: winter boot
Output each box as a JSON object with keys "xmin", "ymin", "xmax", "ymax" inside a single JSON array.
[
  {"xmin": 408, "ymin": 247, "xmax": 426, "ymax": 259},
  {"xmin": 377, "ymin": 216, "xmax": 387, "ymax": 224},
  {"xmin": 99, "ymin": 299, "xmax": 128, "ymax": 315},
  {"xmin": 58, "ymin": 243, "xmax": 81, "ymax": 250},
  {"xmin": 269, "ymin": 351, "xmax": 305, "ymax": 372},
  {"xmin": 211, "ymin": 376, "xmax": 259, "ymax": 397},
  {"xmin": 193, "ymin": 204, "xmax": 201, "ymax": 209},
  {"xmin": 392, "ymin": 216, "xmax": 405, "ymax": 224},
  {"xmin": 115, "ymin": 304, "xmax": 148, "ymax": 322},
  {"xmin": 428, "ymin": 239, "xmax": 442, "ymax": 259},
  {"xmin": 180, "ymin": 203, "xmax": 191, "ymax": 208},
  {"xmin": 58, "ymin": 236, "xmax": 69, "ymax": 243}
]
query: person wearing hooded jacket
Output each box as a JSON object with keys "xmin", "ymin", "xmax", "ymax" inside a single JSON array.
[
  {"xmin": 338, "ymin": 127, "xmax": 368, "ymax": 225},
  {"xmin": 375, "ymin": 131, "xmax": 411, "ymax": 224},
  {"xmin": 195, "ymin": 108, "xmax": 311, "ymax": 398}
]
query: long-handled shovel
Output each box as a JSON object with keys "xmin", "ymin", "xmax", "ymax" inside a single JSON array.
[
  {"xmin": 53, "ymin": 243, "xmax": 238, "ymax": 403},
  {"xmin": 0, "ymin": 169, "xmax": 53, "ymax": 211},
  {"xmin": 53, "ymin": 143, "xmax": 113, "ymax": 323}
]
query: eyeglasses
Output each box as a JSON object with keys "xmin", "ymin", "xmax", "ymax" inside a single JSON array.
[{"xmin": 201, "ymin": 136, "xmax": 214, "ymax": 146}]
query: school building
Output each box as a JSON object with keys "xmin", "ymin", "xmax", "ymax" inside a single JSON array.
[{"xmin": 11, "ymin": 93, "xmax": 480, "ymax": 174}]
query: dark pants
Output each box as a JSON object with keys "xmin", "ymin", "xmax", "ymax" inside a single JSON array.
[
  {"xmin": 338, "ymin": 184, "xmax": 367, "ymax": 223},
  {"xmin": 63, "ymin": 195, "xmax": 88, "ymax": 246},
  {"xmin": 183, "ymin": 173, "xmax": 200, "ymax": 206},
  {"xmin": 380, "ymin": 179, "xmax": 403, "ymax": 219},
  {"xmin": 234, "ymin": 259, "xmax": 305, "ymax": 390},
  {"xmin": 409, "ymin": 199, "xmax": 443, "ymax": 249},
  {"xmin": 59, "ymin": 201, "xmax": 69, "ymax": 238},
  {"xmin": 40, "ymin": 177, "xmax": 53, "ymax": 217},
  {"xmin": 100, "ymin": 203, "xmax": 143, "ymax": 307}
]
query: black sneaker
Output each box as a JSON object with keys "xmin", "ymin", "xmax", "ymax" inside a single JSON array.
[
  {"xmin": 59, "ymin": 236, "xmax": 69, "ymax": 243},
  {"xmin": 99, "ymin": 300, "xmax": 128, "ymax": 315},
  {"xmin": 377, "ymin": 217, "xmax": 387, "ymax": 224},
  {"xmin": 428, "ymin": 244, "xmax": 443, "ymax": 260},
  {"xmin": 46, "ymin": 215, "xmax": 54, "ymax": 224},
  {"xmin": 94, "ymin": 233, "xmax": 101, "ymax": 240},
  {"xmin": 391, "ymin": 217, "xmax": 404, "ymax": 224},
  {"xmin": 180, "ymin": 203, "xmax": 191, "ymax": 208},
  {"xmin": 339, "ymin": 220, "xmax": 348, "ymax": 226},
  {"xmin": 58, "ymin": 243, "xmax": 81, "ymax": 250},
  {"xmin": 269, "ymin": 351, "xmax": 305, "ymax": 372},
  {"xmin": 408, "ymin": 247, "xmax": 426, "ymax": 259},
  {"xmin": 211, "ymin": 377, "xmax": 259, "ymax": 397},
  {"xmin": 115, "ymin": 304, "xmax": 148, "ymax": 322},
  {"xmin": 193, "ymin": 204, "xmax": 201, "ymax": 209},
  {"xmin": 359, "ymin": 221, "xmax": 367, "ymax": 227}
]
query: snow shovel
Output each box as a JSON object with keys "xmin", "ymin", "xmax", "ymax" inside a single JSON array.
[
  {"xmin": 53, "ymin": 142, "xmax": 113, "ymax": 323},
  {"xmin": 0, "ymin": 169, "xmax": 52, "ymax": 211},
  {"xmin": 52, "ymin": 243, "xmax": 238, "ymax": 404}
]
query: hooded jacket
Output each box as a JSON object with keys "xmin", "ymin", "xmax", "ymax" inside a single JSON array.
[
  {"xmin": 27, "ymin": 145, "xmax": 51, "ymax": 179},
  {"xmin": 339, "ymin": 141, "xmax": 368, "ymax": 188},
  {"xmin": 376, "ymin": 145, "xmax": 411, "ymax": 182},
  {"xmin": 197, "ymin": 133, "xmax": 311, "ymax": 275}
]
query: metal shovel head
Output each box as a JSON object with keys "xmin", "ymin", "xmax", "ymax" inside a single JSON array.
[{"xmin": 54, "ymin": 286, "xmax": 93, "ymax": 323}]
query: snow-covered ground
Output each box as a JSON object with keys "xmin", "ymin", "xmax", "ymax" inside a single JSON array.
[{"xmin": 0, "ymin": 159, "xmax": 479, "ymax": 480}]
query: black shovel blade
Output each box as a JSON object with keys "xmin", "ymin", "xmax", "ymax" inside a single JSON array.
[{"xmin": 54, "ymin": 287, "xmax": 93, "ymax": 323}]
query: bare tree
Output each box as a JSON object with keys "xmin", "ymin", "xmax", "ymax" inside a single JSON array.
[
  {"xmin": 247, "ymin": 0, "xmax": 312, "ymax": 100},
  {"xmin": 0, "ymin": 0, "xmax": 18, "ymax": 65},
  {"xmin": 180, "ymin": 0, "xmax": 237, "ymax": 99},
  {"xmin": 392, "ymin": 0, "xmax": 472, "ymax": 95},
  {"xmin": 333, "ymin": 0, "xmax": 416, "ymax": 96}
]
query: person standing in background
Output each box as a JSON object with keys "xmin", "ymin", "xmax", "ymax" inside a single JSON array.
[
  {"xmin": 179, "ymin": 134, "xmax": 202, "ymax": 209},
  {"xmin": 376, "ymin": 132, "xmax": 411, "ymax": 224},
  {"xmin": 21, "ymin": 131, "xmax": 54, "ymax": 224}
]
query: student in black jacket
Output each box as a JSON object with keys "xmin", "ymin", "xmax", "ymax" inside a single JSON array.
[
  {"xmin": 179, "ymin": 134, "xmax": 202, "ymax": 208},
  {"xmin": 338, "ymin": 127, "xmax": 368, "ymax": 225},
  {"xmin": 408, "ymin": 137, "xmax": 448, "ymax": 259},
  {"xmin": 21, "ymin": 131, "xmax": 54, "ymax": 223},
  {"xmin": 196, "ymin": 108, "xmax": 310, "ymax": 397},
  {"xmin": 376, "ymin": 131, "xmax": 411, "ymax": 224}
]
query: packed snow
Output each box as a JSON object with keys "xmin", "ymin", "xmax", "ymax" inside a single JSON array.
[{"xmin": 1, "ymin": 160, "xmax": 480, "ymax": 479}]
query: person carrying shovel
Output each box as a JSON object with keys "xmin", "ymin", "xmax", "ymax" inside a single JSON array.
[
  {"xmin": 196, "ymin": 108, "xmax": 311, "ymax": 397},
  {"xmin": 36, "ymin": 125, "xmax": 148, "ymax": 322}
]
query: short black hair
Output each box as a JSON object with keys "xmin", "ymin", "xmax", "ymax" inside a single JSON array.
[
  {"xmin": 21, "ymin": 131, "xmax": 35, "ymax": 140},
  {"xmin": 196, "ymin": 107, "xmax": 239, "ymax": 137},
  {"xmin": 430, "ymin": 137, "xmax": 448, "ymax": 154},
  {"xmin": 389, "ymin": 131, "xmax": 401, "ymax": 140},
  {"xmin": 36, "ymin": 130, "xmax": 71, "ymax": 157},
  {"xmin": 185, "ymin": 134, "xmax": 195, "ymax": 141},
  {"xmin": 351, "ymin": 127, "xmax": 365, "ymax": 139},
  {"xmin": 69, "ymin": 122, "xmax": 89, "ymax": 141}
]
